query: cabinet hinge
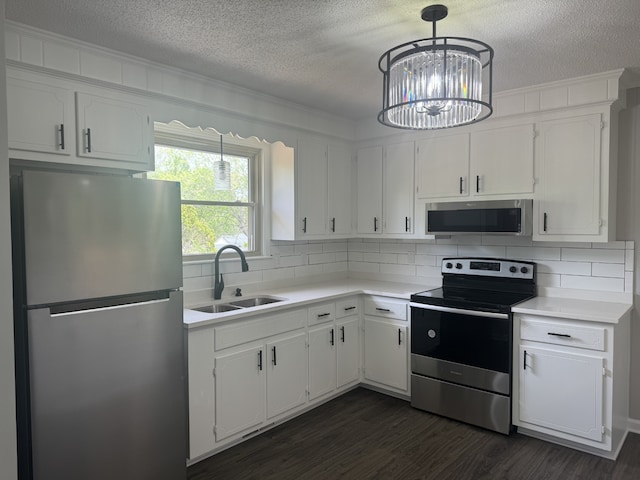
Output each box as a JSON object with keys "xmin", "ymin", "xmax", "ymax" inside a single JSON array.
[
  {"xmin": 213, "ymin": 425, "xmax": 217, "ymax": 435},
  {"xmin": 602, "ymin": 425, "xmax": 606, "ymax": 435},
  {"xmin": 601, "ymin": 121, "xmax": 605, "ymax": 131},
  {"xmin": 602, "ymin": 367, "xmax": 607, "ymax": 377},
  {"xmin": 213, "ymin": 367, "xmax": 216, "ymax": 378}
]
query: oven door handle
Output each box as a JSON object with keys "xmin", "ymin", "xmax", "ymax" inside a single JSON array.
[{"xmin": 409, "ymin": 302, "xmax": 510, "ymax": 320}]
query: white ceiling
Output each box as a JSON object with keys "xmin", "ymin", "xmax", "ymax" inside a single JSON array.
[{"xmin": 6, "ymin": 0, "xmax": 640, "ymax": 121}]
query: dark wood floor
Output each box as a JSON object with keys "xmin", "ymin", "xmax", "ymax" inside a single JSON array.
[{"xmin": 188, "ymin": 388, "xmax": 640, "ymax": 480}]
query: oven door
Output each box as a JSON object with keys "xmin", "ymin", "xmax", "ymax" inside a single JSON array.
[{"xmin": 410, "ymin": 303, "xmax": 512, "ymax": 395}]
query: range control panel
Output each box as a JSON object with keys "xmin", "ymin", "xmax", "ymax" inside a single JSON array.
[{"xmin": 441, "ymin": 257, "xmax": 535, "ymax": 280}]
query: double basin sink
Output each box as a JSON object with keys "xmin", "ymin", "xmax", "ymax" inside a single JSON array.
[{"xmin": 191, "ymin": 296, "xmax": 285, "ymax": 314}]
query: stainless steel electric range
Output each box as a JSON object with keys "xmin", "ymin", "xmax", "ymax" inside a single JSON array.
[{"xmin": 409, "ymin": 257, "xmax": 536, "ymax": 434}]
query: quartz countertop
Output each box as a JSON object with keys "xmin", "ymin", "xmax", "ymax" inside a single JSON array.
[
  {"xmin": 512, "ymin": 296, "xmax": 632, "ymax": 324},
  {"xmin": 183, "ymin": 278, "xmax": 434, "ymax": 329}
]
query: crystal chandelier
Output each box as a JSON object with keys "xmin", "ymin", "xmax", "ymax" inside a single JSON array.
[{"xmin": 378, "ymin": 4, "xmax": 494, "ymax": 130}]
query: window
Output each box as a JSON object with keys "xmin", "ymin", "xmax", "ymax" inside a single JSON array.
[{"xmin": 149, "ymin": 128, "xmax": 261, "ymax": 259}]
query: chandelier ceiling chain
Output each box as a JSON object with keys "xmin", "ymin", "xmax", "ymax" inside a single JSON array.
[{"xmin": 378, "ymin": 4, "xmax": 494, "ymax": 130}]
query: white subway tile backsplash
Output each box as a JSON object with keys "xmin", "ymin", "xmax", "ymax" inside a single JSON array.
[
  {"xmin": 507, "ymin": 246, "xmax": 561, "ymax": 260},
  {"xmin": 348, "ymin": 261, "xmax": 380, "ymax": 273},
  {"xmin": 183, "ymin": 237, "xmax": 633, "ymax": 297},
  {"xmin": 380, "ymin": 242, "xmax": 416, "ymax": 254},
  {"xmin": 457, "ymin": 245, "xmax": 506, "ymax": 257},
  {"xmin": 363, "ymin": 252, "xmax": 397, "ymax": 264},
  {"xmin": 592, "ymin": 263, "xmax": 624, "ymax": 278},
  {"xmin": 536, "ymin": 260, "xmax": 591, "ymax": 275},
  {"xmin": 415, "ymin": 244, "xmax": 458, "ymax": 255},
  {"xmin": 380, "ymin": 264, "xmax": 416, "ymax": 276},
  {"xmin": 561, "ymin": 275, "xmax": 624, "ymax": 292},
  {"xmin": 561, "ymin": 248, "xmax": 625, "ymax": 263}
]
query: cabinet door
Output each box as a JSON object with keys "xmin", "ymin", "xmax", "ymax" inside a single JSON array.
[
  {"xmin": 328, "ymin": 142, "xmax": 353, "ymax": 235},
  {"xmin": 416, "ymin": 133, "xmax": 469, "ymax": 198},
  {"xmin": 7, "ymin": 77, "xmax": 73, "ymax": 156},
  {"xmin": 187, "ymin": 328, "xmax": 215, "ymax": 459},
  {"xmin": 266, "ymin": 333, "xmax": 308, "ymax": 419},
  {"xmin": 214, "ymin": 346, "xmax": 266, "ymax": 441},
  {"xmin": 519, "ymin": 345, "xmax": 604, "ymax": 442},
  {"xmin": 470, "ymin": 124, "xmax": 534, "ymax": 196},
  {"xmin": 298, "ymin": 137, "xmax": 328, "ymax": 235},
  {"xmin": 535, "ymin": 114, "xmax": 602, "ymax": 237},
  {"xmin": 76, "ymin": 92, "xmax": 153, "ymax": 167},
  {"xmin": 337, "ymin": 317, "xmax": 360, "ymax": 388},
  {"xmin": 308, "ymin": 324, "xmax": 337, "ymax": 399},
  {"xmin": 356, "ymin": 146, "xmax": 383, "ymax": 234},
  {"xmin": 384, "ymin": 142, "xmax": 415, "ymax": 234},
  {"xmin": 363, "ymin": 318, "xmax": 408, "ymax": 391}
]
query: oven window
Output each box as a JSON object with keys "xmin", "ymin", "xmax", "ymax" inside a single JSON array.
[{"xmin": 411, "ymin": 308, "xmax": 511, "ymax": 373}]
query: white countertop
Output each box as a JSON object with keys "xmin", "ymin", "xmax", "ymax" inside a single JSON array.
[
  {"xmin": 512, "ymin": 296, "xmax": 632, "ymax": 324},
  {"xmin": 183, "ymin": 278, "xmax": 433, "ymax": 329}
]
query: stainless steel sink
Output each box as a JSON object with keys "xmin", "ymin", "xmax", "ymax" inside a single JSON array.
[
  {"xmin": 190, "ymin": 296, "xmax": 285, "ymax": 314},
  {"xmin": 228, "ymin": 296, "xmax": 284, "ymax": 308},
  {"xmin": 192, "ymin": 303, "xmax": 243, "ymax": 313}
]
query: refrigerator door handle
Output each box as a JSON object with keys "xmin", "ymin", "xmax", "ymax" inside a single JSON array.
[{"xmin": 49, "ymin": 291, "xmax": 173, "ymax": 316}]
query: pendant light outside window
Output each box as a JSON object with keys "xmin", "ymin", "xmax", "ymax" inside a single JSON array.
[
  {"xmin": 214, "ymin": 134, "xmax": 231, "ymax": 191},
  {"xmin": 378, "ymin": 4, "xmax": 494, "ymax": 130}
]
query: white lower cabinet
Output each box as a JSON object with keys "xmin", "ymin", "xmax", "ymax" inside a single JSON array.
[
  {"xmin": 519, "ymin": 345, "xmax": 604, "ymax": 441},
  {"xmin": 214, "ymin": 345, "xmax": 266, "ymax": 442},
  {"xmin": 308, "ymin": 324, "xmax": 338, "ymax": 400},
  {"xmin": 266, "ymin": 333, "xmax": 308, "ymax": 419},
  {"xmin": 187, "ymin": 327, "xmax": 215, "ymax": 460},
  {"xmin": 337, "ymin": 317, "xmax": 360, "ymax": 387},
  {"xmin": 362, "ymin": 296, "xmax": 409, "ymax": 393},
  {"xmin": 514, "ymin": 312, "xmax": 630, "ymax": 456}
]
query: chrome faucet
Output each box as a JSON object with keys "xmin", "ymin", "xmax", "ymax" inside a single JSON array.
[{"xmin": 214, "ymin": 245, "xmax": 249, "ymax": 300}]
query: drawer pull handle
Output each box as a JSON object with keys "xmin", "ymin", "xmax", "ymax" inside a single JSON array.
[
  {"xmin": 376, "ymin": 307, "xmax": 391, "ymax": 312},
  {"xmin": 344, "ymin": 306, "xmax": 356, "ymax": 311},
  {"xmin": 317, "ymin": 312, "xmax": 331, "ymax": 318},
  {"xmin": 340, "ymin": 326, "xmax": 345, "ymax": 343},
  {"xmin": 547, "ymin": 332, "xmax": 571, "ymax": 338}
]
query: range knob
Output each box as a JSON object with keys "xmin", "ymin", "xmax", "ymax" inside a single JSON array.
[
  {"xmin": 445, "ymin": 262, "xmax": 453, "ymax": 269},
  {"xmin": 521, "ymin": 267, "xmax": 529, "ymax": 274},
  {"xmin": 509, "ymin": 266, "xmax": 517, "ymax": 273},
  {"xmin": 455, "ymin": 263, "xmax": 463, "ymax": 269}
]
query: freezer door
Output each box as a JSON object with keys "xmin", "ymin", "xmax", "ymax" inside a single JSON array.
[
  {"xmin": 21, "ymin": 170, "xmax": 182, "ymax": 306},
  {"xmin": 27, "ymin": 291, "xmax": 186, "ymax": 480}
]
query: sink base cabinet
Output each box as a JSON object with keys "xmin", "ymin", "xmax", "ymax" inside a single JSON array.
[{"xmin": 513, "ymin": 312, "xmax": 630, "ymax": 458}]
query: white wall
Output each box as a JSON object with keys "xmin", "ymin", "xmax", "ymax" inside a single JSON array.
[{"xmin": 0, "ymin": 1, "xmax": 18, "ymax": 478}]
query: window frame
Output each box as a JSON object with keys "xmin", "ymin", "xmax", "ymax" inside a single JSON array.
[{"xmin": 153, "ymin": 126, "xmax": 263, "ymax": 261}]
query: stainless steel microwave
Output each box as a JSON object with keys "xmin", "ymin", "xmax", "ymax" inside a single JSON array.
[{"xmin": 426, "ymin": 199, "xmax": 533, "ymax": 236}]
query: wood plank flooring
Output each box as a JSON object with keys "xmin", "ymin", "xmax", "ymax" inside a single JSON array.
[{"xmin": 188, "ymin": 388, "xmax": 640, "ymax": 480}]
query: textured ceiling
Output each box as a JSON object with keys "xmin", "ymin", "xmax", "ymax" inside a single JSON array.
[{"xmin": 6, "ymin": 0, "xmax": 640, "ymax": 120}]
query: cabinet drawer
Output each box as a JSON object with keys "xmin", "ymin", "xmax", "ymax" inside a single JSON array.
[
  {"xmin": 215, "ymin": 309, "xmax": 305, "ymax": 350},
  {"xmin": 308, "ymin": 303, "xmax": 336, "ymax": 325},
  {"xmin": 520, "ymin": 317, "xmax": 606, "ymax": 352},
  {"xmin": 364, "ymin": 296, "xmax": 407, "ymax": 321},
  {"xmin": 335, "ymin": 297, "xmax": 359, "ymax": 319}
]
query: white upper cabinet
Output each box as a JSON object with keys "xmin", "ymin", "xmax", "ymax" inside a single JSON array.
[
  {"xmin": 75, "ymin": 92, "xmax": 153, "ymax": 168},
  {"xmin": 356, "ymin": 142, "xmax": 414, "ymax": 236},
  {"xmin": 470, "ymin": 123, "xmax": 535, "ymax": 196},
  {"xmin": 534, "ymin": 113, "xmax": 604, "ymax": 240},
  {"xmin": 272, "ymin": 137, "xmax": 352, "ymax": 240},
  {"xmin": 7, "ymin": 70, "xmax": 154, "ymax": 171},
  {"xmin": 297, "ymin": 137, "xmax": 328, "ymax": 236},
  {"xmin": 416, "ymin": 133, "xmax": 469, "ymax": 198},
  {"xmin": 7, "ymin": 77, "xmax": 74, "ymax": 157},
  {"xmin": 384, "ymin": 142, "xmax": 415, "ymax": 235},
  {"xmin": 356, "ymin": 146, "xmax": 384, "ymax": 234},
  {"xmin": 327, "ymin": 143, "xmax": 353, "ymax": 235}
]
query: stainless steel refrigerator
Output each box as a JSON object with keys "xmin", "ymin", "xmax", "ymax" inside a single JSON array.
[{"xmin": 11, "ymin": 169, "xmax": 186, "ymax": 480}]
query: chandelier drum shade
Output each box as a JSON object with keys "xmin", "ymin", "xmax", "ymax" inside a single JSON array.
[{"xmin": 378, "ymin": 4, "xmax": 494, "ymax": 130}]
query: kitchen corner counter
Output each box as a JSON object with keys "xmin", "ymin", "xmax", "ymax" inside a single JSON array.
[
  {"xmin": 183, "ymin": 278, "xmax": 434, "ymax": 328},
  {"xmin": 512, "ymin": 296, "xmax": 632, "ymax": 324}
]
